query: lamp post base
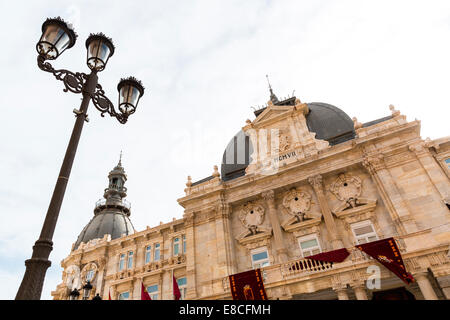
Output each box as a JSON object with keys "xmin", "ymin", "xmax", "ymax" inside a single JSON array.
[{"xmin": 16, "ymin": 240, "xmax": 53, "ymax": 300}]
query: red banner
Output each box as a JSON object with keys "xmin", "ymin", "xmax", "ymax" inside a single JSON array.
[
  {"xmin": 308, "ymin": 248, "xmax": 350, "ymax": 263},
  {"xmin": 356, "ymin": 237, "xmax": 414, "ymax": 284},
  {"xmin": 229, "ymin": 269, "xmax": 267, "ymax": 300}
]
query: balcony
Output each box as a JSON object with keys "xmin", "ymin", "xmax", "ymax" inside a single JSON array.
[
  {"xmin": 94, "ymin": 198, "xmax": 131, "ymax": 215},
  {"xmin": 223, "ymin": 248, "xmax": 370, "ymax": 292}
]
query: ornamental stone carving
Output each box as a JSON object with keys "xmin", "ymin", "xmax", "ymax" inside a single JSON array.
[
  {"xmin": 330, "ymin": 173, "xmax": 363, "ymax": 209},
  {"xmin": 64, "ymin": 264, "xmax": 80, "ymax": 290},
  {"xmin": 238, "ymin": 201, "xmax": 266, "ymax": 235},
  {"xmin": 282, "ymin": 188, "xmax": 312, "ymax": 222},
  {"xmin": 81, "ymin": 262, "xmax": 98, "ymax": 285}
]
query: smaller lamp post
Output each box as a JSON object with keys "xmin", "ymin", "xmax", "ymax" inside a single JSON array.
[
  {"xmin": 82, "ymin": 281, "xmax": 93, "ymax": 300},
  {"xmin": 69, "ymin": 288, "xmax": 80, "ymax": 300}
]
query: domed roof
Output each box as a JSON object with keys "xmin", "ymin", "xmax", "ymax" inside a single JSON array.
[
  {"xmin": 74, "ymin": 210, "xmax": 135, "ymax": 249},
  {"xmin": 306, "ymin": 102, "xmax": 355, "ymax": 145},
  {"xmin": 220, "ymin": 102, "xmax": 355, "ymax": 181}
]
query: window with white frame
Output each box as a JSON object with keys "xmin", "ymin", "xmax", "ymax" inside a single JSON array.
[
  {"xmin": 177, "ymin": 277, "xmax": 187, "ymax": 300},
  {"xmin": 154, "ymin": 243, "xmax": 161, "ymax": 261},
  {"xmin": 182, "ymin": 235, "xmax": 186, "ymax": 253},
  {"xmin": 127, "ymin": 251, "xmax": 134, "ymax": 269},
  {"xmin": 445, "ymin": 158, "xmax": 450, "ymax": 170},
  {"xmin": 298, "ymin": 234, "xmax": 322, "ymax": 258},
  {"xmin": 145, "ymin": 245, "xmax": 152, "ymax": 264},
  {"xmin": 250, "ymin": 247, "xmax": 270, "ymax": 269},
  {"xmin": 173, "ymin": 237, "xmax": 180, "ymax": 256},
  {"xmin": 118, "ymin": 253, "xmax": 126, "ymax": 271},
  {"xmin": 85, "ymin": 270, "xmax": 94, "ymax": 282},
  {"xmin": 147, "ymin": 284, "xmax": 159, "ymax": 300},
  {"xmin": 118, "ymin": 291, "xmax": 129, "ymax": 300},
  {"xmin": 351, "ymin": 220, "xmax": 378, "ymax": 244}
]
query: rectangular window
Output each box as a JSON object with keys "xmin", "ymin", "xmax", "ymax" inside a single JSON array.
[
  {"xmin": 182, "ymin": 235, "xmax": 186, "ymax": 253},
  {"xmin": 119, "ymin": 253, "xmax": 125, "ymax": 271},
  {"xmin": 86, "ymin": 270, "xmax": 94, "ymax": 282},
  {"xmin": 147, "ymin": 284, "xmax": 159, "ymax": 300},
  {"xmin": 298, "ymin": 235, "xmax": 322, "ymax": 258},
  {"xmin": 177, "ymin": 277, "xmax": 187, "ymax": 300},
  {"xmin": 145, "ymin": 245, "xmax": 152, "ymax": 264},
  {"xmin": 351, "ymin": 220, "xmax": 378, "ymax": 244},
  {"xmin": 154, "ymin": 243, "xmax": 160, "ymax": 261},
  {"xmin": 127, "ymin": 251, "xmax": 134, "ymax": 269},
  {"xmin": 445, "ymin": 158, "xmax": 450, "ymax": 169},
  {"xmin": 173, "ymin": 237, "xmax": 180, "ymax": 256},
  {"xmin": 250, "ymin": 247, "xmax": 270, "ymax": 269},
  {"xmin": 118, "ymin": 291, "xmax": 129, "ymax": 300}
]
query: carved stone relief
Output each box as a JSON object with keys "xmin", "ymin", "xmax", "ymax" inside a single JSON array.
[
  {"xmin": 64, "ymin": 264, "xmax": 80, "ymax": 290},
  {"xmin": 81, "ymin": 262, "xmax": 98, "ymax": 285},
  {"xmin": 281, "ymin": 188, "xmax": 322, "ymax": 232},
  {"xmin": 236, "ymin": 201, "xmax": 272, "ymax": 245}
]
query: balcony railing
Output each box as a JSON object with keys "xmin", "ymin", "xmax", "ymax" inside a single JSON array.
[
  {"xmin": 223, "ymin": 247, "xmax": 371, "ymax": 292},
  {"xmin": 95, "ymin": 198, "xmax": 131, "ymax": 210}
]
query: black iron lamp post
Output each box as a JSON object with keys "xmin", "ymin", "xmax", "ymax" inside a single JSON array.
[
  {"xmin": 16, "ymin": 17, "xmax": 145, "ymax": 300},
  {"xmin": 82, "ymin": 281, "xmax": 93, "ymax": 300},
  {"xmin": 69, "ymin": 288, "xmax": 80, "ymax": 300}
]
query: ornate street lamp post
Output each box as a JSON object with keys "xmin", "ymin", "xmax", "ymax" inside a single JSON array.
[{"xmin": 15, "ymin": 17, "xmax": 145, "ymax": 300}]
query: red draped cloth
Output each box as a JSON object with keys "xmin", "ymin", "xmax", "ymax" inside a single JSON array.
[
  {"xmin": 356, "ymin": 237, "xmax": 414, "ymax": 284},
  {"xmin": 307, "ymin": 248, "xmax": 350, "ymax": 263}
]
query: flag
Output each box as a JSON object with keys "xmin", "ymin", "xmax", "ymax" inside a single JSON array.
[
  {"xmin": 229, "ymin": 269, "xmax": 267, "ymax": 300},
  {"xmin": 173, "ymin": 276, "xmax": 181, "ymax": 300},
  {"xmin": 307, "ymin": 248, "xmax": 350, "ymax": 263},
  {"xmin": 108, "ymin": 288, "xmax": 111, "ymax": 300},
  {"xmin": 356, "ymin": 237, "xmax": 415, "ymax": 284},
  {"xmin": 141, "ymin": 282, "xmax": 151, "ymax": 300}
]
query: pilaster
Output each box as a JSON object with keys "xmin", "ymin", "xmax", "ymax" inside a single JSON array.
[
  {"xmin": 261, "ymin": 190, "xmax": 288, "ymax": 263},
  {"xmin": 308, "ymin": 174, "xmax": 343, "ymax": 249},
  {"xmin": 362, "ymin": 153, "xmax": 418, "ymax": 235}
]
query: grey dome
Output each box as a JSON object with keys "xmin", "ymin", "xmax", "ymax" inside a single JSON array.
[
  {"xmin": 220, "ymin": 101, "xmax": 355, "ymax": 181},
  {"xmin": 306, "ymin": 102, "xmax": 355, "ymax": 146},
  {"xmin": 74, "ymin": 211, "xmax": 135, "ymax": 249}
]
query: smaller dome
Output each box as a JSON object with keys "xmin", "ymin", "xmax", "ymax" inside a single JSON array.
[{"xmin": 74, "ymin": 211, "xmax": 135, "ymax": 249}]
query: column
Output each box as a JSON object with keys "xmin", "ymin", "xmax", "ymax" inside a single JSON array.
[
  {"xmin": 333, "ymin": 285, "xmax": 349, "ymax": 300},
  {"xmin": 409, "ymin": 142, "xmax": 450, "ymax": 201},
  {"xmin": 362, "ymin": 154, "xmax": 418, "ymax": 235},
  {"xmin": 436, "ymin": 275, "xmax": 450, "ymax": 300},
  {"xmin": 215, "ymin": 201, "xmax": 237, "ymax": 276},
  {"xmin": 308, "ymin": 174, "xmax": 344, "ymax": 249},
  {"xmin": 414, "ymin": 272, "xmax": 439, "ymax": 300},
  {"xmin": 183, "ymin": 210, "xmax": 197, "ymax": 299},
  {"xmin": 261, "ymin": 190, "xmax": 288, "ymax": 263},
  {"xmin": 352, "ymin": 284, "xmax": 368, "ymax": 300}
]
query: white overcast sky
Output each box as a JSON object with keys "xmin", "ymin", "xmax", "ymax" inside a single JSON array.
[{"xmin": 0, "ymin": 0, "xmax": 449, "ymax": 299}]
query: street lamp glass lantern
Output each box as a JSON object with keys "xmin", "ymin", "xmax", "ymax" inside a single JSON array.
[
  {"xmin": 117, "ymin": 77, "xmax": 145, "ymax": 116},
  {"xmin": 85, "ymin": 33, "xmax": 115, "ymax": 72},
  {"xmin": 82, "ymin": 281, "xmax": 93, "ymax": 300},
  {"xmin": 36, "ymin": 17, "xmax": 77, "ymax": 60}
]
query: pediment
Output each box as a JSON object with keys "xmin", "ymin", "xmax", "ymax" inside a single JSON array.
[{"xmin": 253, "ymin": 105, "xmax": 295, "ymax": 126}]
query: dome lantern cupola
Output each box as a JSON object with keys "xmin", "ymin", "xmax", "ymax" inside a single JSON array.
[
  {"xmin": 73, "ymin": 153, "xmax": 135, "ymax": 250},
  {"xmin": 104, "ymin": 152, "xmax": 127, "ymax": 204}
]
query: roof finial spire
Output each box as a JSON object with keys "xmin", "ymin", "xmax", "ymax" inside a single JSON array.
[
  {"xmin": 266, "ymin": 74, "xmax": 279, "ymax": 104},
  {"xmin": 118, "ymin": 150, "xmax": 123, "ymax": 166}
]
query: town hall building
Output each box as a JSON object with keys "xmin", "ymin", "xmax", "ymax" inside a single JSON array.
[{"xmin": 51, "ymin": 89, "xmax": 450, "ymax": 300}]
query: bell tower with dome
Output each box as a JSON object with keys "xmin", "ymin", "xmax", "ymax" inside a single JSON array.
[{"xmin": 73, "ymin": 155, "xmax": 135, "ymax": 250}]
